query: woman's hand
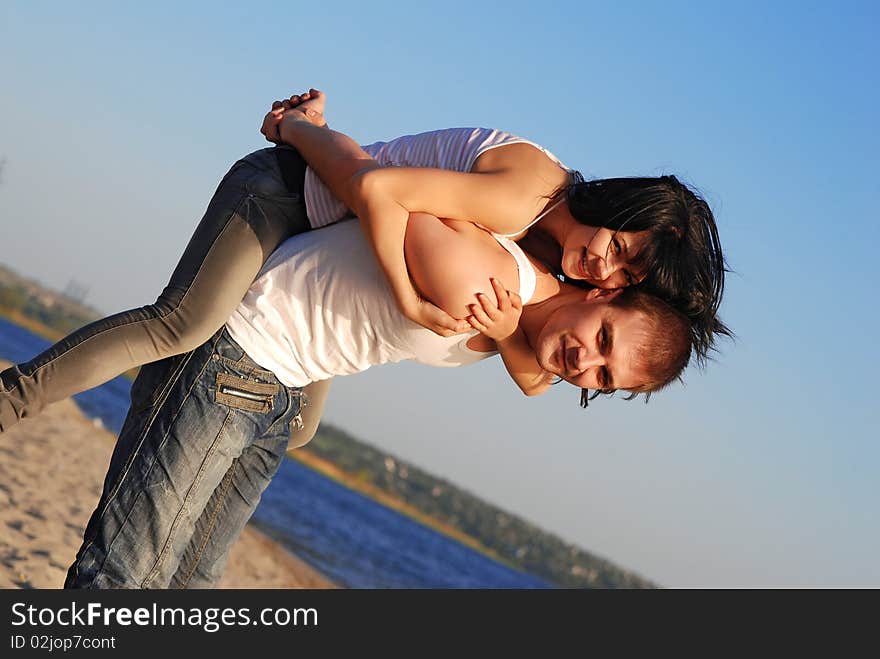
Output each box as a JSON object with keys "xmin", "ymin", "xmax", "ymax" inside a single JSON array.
[
  {"xmin": 465, "ymin": 278, "xmax": 523, "ymax": 341},
  {"xmin": 400, "ymin": 291, "xmax": 471, "ymax": 337}
]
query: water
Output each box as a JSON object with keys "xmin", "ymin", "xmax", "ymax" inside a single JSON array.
[
  {"xmin": 0, "ymin": 318, "xmax": 133, "ymax": 434},
  {"xmin": 0, "ymin": 317, "xmax": 550, "ymax": 588}
]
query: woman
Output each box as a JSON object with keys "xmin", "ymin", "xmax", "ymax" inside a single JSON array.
[{"xmin": 0, "ymin": 89, "xmax": 723, "ymax": 434}]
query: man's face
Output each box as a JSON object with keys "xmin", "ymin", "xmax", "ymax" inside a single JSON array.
[{"xmin": 534, "ymin": 290, "xmax": 652, "ymax": 391}]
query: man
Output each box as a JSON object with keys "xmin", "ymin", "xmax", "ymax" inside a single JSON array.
[{"xmin": 65, "ymin": 219, "xmax": 690, "ymax": 588}]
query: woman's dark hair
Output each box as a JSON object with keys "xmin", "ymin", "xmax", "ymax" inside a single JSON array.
[{"xmin": 562, "ymin": 172, "xmax": 731, "ymax": 368}]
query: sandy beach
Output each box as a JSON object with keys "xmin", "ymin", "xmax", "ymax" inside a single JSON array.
[{"xmin": 0, "ymin": 361, "xmax": 335, "ymax": 589}]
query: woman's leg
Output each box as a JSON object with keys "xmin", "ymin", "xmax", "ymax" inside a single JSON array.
[{"xmin": 0, "ymin": 147, "xmax": 309, "ymax": 433}]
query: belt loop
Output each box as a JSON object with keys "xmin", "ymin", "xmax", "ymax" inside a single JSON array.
[{"xmin": 288, "ymin": 389, "xmax": 306, "ymax": 433}]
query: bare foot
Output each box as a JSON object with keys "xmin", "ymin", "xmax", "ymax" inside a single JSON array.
[
  {"xmin": 289, "ymin": 89, "xmax": 325, "ymax": 115},
  {"xmin": 262, "ymin": 89, "xmax": 327, "ymax": 143},
  {"xmin": 286, "ymin": 89, "xmax": 327, "ymax": 127}
]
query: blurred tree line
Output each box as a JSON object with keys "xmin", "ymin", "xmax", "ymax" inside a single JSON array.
[
  {"xmin": 0, "ymin": 266, "xmax": 99, "ymax": 337},
  {"xmin": 305, "ymin": 424, "xmax": 655, "ymax": 588}
]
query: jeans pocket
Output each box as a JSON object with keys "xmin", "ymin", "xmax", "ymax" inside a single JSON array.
[{"xmin": 214, "ymin": 372, "xmax": 279, "ymax": 414}]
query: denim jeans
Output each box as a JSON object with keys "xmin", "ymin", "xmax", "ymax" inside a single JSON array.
[{"xmin": 65, "ymin": 327, "xmax": 304, "ymax": 589}]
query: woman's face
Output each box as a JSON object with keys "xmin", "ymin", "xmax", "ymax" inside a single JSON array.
[{"xmin": 559, "ymin": 225, "xmax": 652, "ymax": 289}]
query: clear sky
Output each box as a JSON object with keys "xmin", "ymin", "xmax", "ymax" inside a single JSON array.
[{"xmin": 2, "ymin": 1, "xmax": 878, "ymax": 586}]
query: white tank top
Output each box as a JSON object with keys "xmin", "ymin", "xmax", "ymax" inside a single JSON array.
[
  {"xmin": 304, "ymin": 127, "xmax": 569, "ymax": 229},
  {"xmin": 225, "ymin": 220, "xmax": 537, "ymax": 388}
]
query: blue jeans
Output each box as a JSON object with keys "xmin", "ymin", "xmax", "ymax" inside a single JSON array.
[{"xmin": 65, "ymin": 328, "xmax": 305, "ymax": 589}]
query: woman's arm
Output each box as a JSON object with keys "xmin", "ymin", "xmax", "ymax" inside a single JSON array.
[
  {"xmin": 346, "ymin": 163, "xmax": 545, "ymax": 335},
  {"xmin": 278, "ymin": 115, "xmax": 469, "ymax": 334},
  {"xmin": 279, "ymin": 114, "xmax": 546, "ymax": 230},
  {"xmin": 274, "ymin": 103, "xmax": 558, "ymax": 335},
  {"xmin": 260, "ymin": 95, "xmax": 467, "ymax": 335},
  {"xmin": 264, "ymin": 98, "xmax": 382, "ymax": 210}
]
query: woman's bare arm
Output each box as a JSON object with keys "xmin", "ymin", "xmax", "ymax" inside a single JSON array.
[
  {"xmin": 279, "ymin": 113, "xmax": 549, "ymax": 230},
  {"xmin": 277, "ymin": 112, "xmax": 560, "ymax": 335}
]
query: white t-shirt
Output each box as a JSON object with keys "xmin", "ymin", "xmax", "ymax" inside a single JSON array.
[{"xmin": 225, "ymin": 220, "xmax": 537, "ymax": 388}]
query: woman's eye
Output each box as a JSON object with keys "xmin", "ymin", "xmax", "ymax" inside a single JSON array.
[
  {"xmin": 624, "ymin": 270, "xmax": 634, "ymax": 286},
  {"xmin": 612, "ymin": 239, "xmax": 622, "ymax": 255}
]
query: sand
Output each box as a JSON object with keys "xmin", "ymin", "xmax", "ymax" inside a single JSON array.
[{"xmin": 0, "ymin": 361, "xmax": 335, "ymax": 589}]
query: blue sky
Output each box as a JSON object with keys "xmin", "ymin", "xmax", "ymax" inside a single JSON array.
[{"xmin": 2, "ymin": 1, "xmax": 878, "ymax": 586}]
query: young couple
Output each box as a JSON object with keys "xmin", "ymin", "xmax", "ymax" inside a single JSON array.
[{"xmin": 0, "ymin": 90, "xmax": 727, "ymax": 587}]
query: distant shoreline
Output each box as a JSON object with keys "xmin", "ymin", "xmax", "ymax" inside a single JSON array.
[
  {"xmin": 287, "ymin": 449, "xmax": 519, "ymax": 571},
  {"xmin": 0, "ymin": 307, "xmax": 67, "ymax": 342}
]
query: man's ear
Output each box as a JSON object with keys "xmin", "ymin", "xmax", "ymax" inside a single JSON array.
[{"xmin": 584, "ymin": 287, "xmax": 624, "ymax": 303}]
